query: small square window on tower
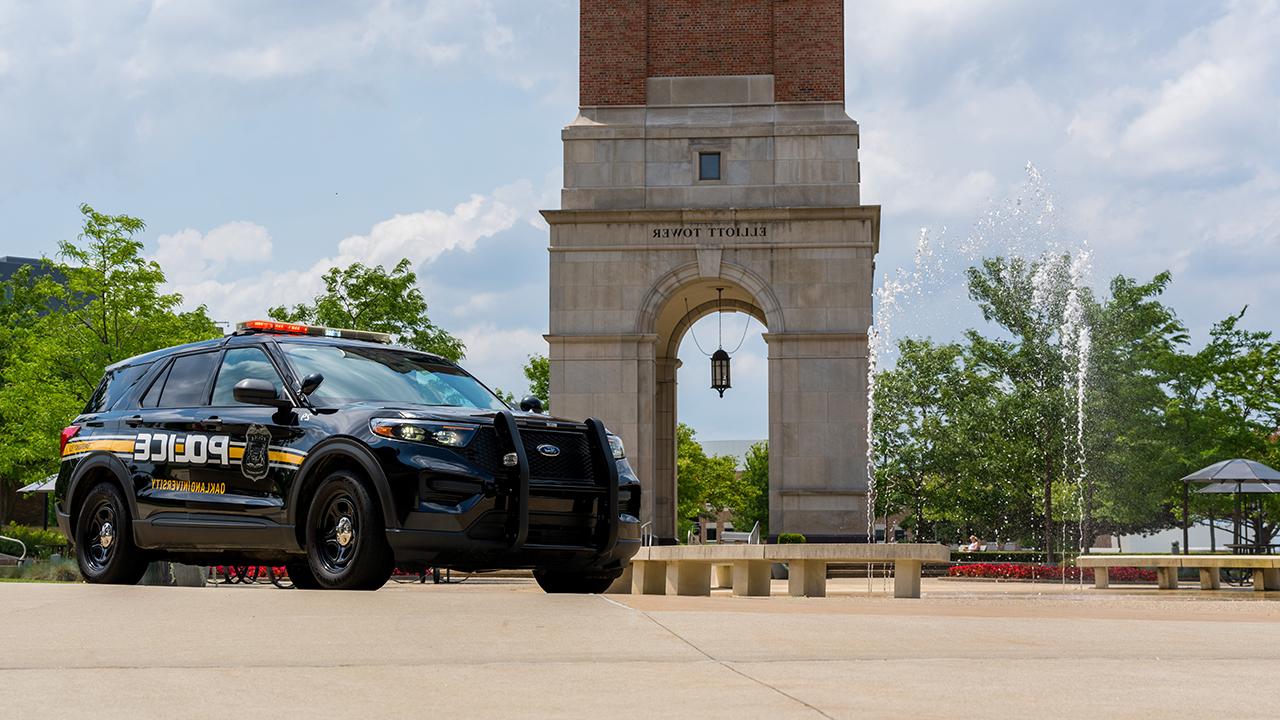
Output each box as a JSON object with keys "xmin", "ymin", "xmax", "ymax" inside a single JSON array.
[{"xmin": 698, "ymin": 152, "xmax": 722, "ymax": 181}]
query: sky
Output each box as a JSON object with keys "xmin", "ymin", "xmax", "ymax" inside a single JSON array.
[{"xmin": 2, "ymin": 0, "xmax": 1278, "ymax": 442}]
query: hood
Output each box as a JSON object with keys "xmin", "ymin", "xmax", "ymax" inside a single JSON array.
[{"xmin": 347, "ymin": 402, "xmax": 587, "ymax": 429}]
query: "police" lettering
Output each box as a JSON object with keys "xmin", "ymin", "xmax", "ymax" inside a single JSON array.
[{"xmin": 134, "ymin": 433, "xmax": 231, "ymax": 465}]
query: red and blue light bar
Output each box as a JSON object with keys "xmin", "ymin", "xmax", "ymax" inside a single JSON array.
[{"xmin": 235, "ymin": 320, "xmax": 393, "ymax": 344}]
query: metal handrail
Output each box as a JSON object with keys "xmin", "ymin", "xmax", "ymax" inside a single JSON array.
[
  {"xmin": 747, "ymin": 521, "xmax": 761, "ymax": 545},
  {"xmin": 640, "ymin": 521, "xmax": 654, "ymax": 547},
  {"xmin": 0, "ymin": 535, "xmax": 27, "ymax": 563}
]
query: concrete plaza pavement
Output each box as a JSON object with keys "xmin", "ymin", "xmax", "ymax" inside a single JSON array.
[{"xmin": 3, "ymin": 577, "xmax": 1279, "ymax": 719}]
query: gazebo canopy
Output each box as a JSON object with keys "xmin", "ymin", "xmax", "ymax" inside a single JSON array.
[
  {"xmin": 1182, "ymin": 459, "xmax": 1280, "ymax": 483},
  {"xmin": 1196, "ymin": 481, "xmax": 1280, "ymax": 495},
  {"xmin": 17, "ymin": 475, "xmax": 56, "ymax": 494}
]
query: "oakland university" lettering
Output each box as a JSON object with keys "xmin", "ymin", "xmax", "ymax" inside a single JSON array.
[{"xmin": 652, "ymin": 226, "xmax": 768, "ymax": 239}]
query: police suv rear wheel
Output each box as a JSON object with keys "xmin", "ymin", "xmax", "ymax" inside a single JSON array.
[
  {"xmin": 533, "ymin": 569, "xmax": 619, "ymax": 594},
  {"xmin": 75, "ymin": 482, "xmax": 148, "ymax": 585},
  {"xmin": 304, "ymin": 471, "xmax": 393, "ymax": 590}
]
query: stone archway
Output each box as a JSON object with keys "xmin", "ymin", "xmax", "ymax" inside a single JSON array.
[{"xmin": 543, "ymin": 208, "xmax": 877, "ymax": 543}]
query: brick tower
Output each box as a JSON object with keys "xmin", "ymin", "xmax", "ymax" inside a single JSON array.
[{"xmin": 543, "ymin": 0, "xmax": 878, "ymax": 543}]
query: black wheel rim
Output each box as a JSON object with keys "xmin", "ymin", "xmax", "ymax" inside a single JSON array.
[
  {"xmin": 84, "ymin": 500, "xmax": 117, "ymax": 572},
  {"xmin": 317, "ymin": 493, "xmax": 358, "ymax": 573}
]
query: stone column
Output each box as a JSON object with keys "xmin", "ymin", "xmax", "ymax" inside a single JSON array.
[
  {"xmin": 765, "ymin": 332, "xmax": 869, "ymax": 541},
  {"xmin": 653, "ymin": 357, "xmax": 680, "ymax": 542},
  {"xmin": 547, "ymin": 333, "xmax": 662, "ymax": 534}
]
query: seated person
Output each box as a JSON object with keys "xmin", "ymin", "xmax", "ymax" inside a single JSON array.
[{"xmin": 965, "ymin": 535, "xmax": 982, "ymax": 552}]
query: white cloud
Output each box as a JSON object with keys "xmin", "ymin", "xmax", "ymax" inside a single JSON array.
[
  {"xmin": 117, "ymin": 1, "xmax": 507, "ymax": 85},
  {"xmin": 152, "ymin": 221, "xmax": 272, "ymax": 285},
  {"xmin": 159, "ymin": 179, "xmax": 541, "ymax": 325},
  {"xmin": 335, "ymin": 194, "xmax": 520, "ymax": 269},
  {"xmin": 1066, "ymin": 2, "xmax": 1280, "ymax": 177}
]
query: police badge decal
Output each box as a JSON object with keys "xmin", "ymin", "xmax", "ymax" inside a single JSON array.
[{"xmin": 241, "ymin": 424, "xmax": 272, "ymax": 482}]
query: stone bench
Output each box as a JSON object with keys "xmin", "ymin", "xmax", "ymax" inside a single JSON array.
[
  {"xmin": 1077, "ymin": 554, "xmax": 1280, "ymax": 591},
  {"xmin": 617, "ymin": 543, "xmax": 950, "ymax": 599}
]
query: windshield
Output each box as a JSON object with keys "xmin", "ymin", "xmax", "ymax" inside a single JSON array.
[{"xmin": 280, "ymin": 343, "xmax": 509, "ymax": 411}]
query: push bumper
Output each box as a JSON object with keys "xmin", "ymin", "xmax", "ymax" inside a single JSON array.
[{"xmin": 386, "ymin": 411, "xmax": 639, "ymax": 571}]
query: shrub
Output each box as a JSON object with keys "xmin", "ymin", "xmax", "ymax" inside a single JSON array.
[
  {"xmin": 951, "ymin": 550, "xmax": 1048, "ymax": 564},
  {"xmin": 0, "ymin": 558, "xmax": 81, "ymax": 582},
  {"xmin": 0, "ymin": 523, "xmax": 69, "ymax": 558},
  {"xmin": 947, "ymin": 562, "xmax": 1156, "ymax": 583},
  {"xmin": 776, "ymin": 533, "xmax": 807, "ymax": 544}
]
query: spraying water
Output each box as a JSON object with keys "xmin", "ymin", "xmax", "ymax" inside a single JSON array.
[{"xmin": 867, "ymin": 163, "xmax": 1093, "ymax": 560}]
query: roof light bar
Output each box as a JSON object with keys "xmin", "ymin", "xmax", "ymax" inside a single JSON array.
[{"xmin": 235, "ymin": 320, "xmax": 394, "ymax": 344}]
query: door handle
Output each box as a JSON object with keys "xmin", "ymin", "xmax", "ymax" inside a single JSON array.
[
  {"xmin": 200, "ymin": 416, "xmax": 223, "ymax": 432},
  {"xmin": 125, "ymin": 415, "xmax": 143, "ymax": 428}
]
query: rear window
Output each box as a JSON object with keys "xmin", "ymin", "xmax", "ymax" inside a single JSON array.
[{"xmin": 84, "ymin": 362, "xmax": 154, "ymax": 414}]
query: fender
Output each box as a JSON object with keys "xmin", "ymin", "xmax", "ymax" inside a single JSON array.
[
  {"xmin": 287, "ymin": 438, "xmax": 398, "ymax": 529},
  {"xmin": 65, "ymin": 453, "xmax": 140, "ymax": 542}
]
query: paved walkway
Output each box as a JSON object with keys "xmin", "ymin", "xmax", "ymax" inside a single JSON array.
[{"xmin": 2, "ymin": 578, "xmax": 1278, "ymax": 718}]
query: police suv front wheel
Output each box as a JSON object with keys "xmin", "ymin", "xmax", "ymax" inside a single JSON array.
[
  {"xmin": 303, "ymin": 470, "xmax": 394, "ymax": 590},
  {"xmin": 74, "ymin": 482, "xmax": 148, "ymax": 585}
]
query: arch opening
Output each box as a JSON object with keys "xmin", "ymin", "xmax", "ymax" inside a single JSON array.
[{"xmin": 651, "ymin": 276, "xmax": 771, "ymax": 543}]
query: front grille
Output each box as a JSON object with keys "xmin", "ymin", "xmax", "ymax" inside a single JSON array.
[
  {"xmin": 458, "ymin": 427, "xmax": 501, "ymax": 475},
  {"xmin": 456, "ymin": 425, "xmax": 596, "ymax": 485},
  {"xmin": 521, "ymin": 429, "xmax": 595, "ymax": 483}
]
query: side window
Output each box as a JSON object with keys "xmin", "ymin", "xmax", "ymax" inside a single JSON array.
[
  {"xmin": 157, "ymin": 352, "xmax": 219, "ymax": 408},
  {"xmin": 140, "ymin": 362, "xmax": 171, "ymax": 409},
  {"xmin": 211, "ymin": 347, "xmax": 286, "ymax": 406},
  {"xmin": 99, "ymin": 362, "xmax": 153, "ymax": 412}
]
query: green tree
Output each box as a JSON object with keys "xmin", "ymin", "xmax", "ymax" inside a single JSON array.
[
  {"xmin": 523, "ymin": 354, "xmax": 549, "ymax": 408},
  {"xmin": 1082, "ymin": 272, "xmax": 1187, "ymax": 541},
  {"xmin": 494, "ymin": 354, "xmax": 549, "ymax": 410},
  {"xmin": 965, "ymin": 255, "xmax": 1078, "ymax": 556},
  {"xmin": 674, "ymin": 423, "xmax": 738, "ymax": 540},
  {"xmin": 734, "ymin": 441, "xmax": 769, "ymax": 537},
  {"xmin": 1165, "ymin": 307, "xmax": 1280, "ymax": 544},
  {"xmin": 269, "ymin": 258, "xmax": 464, "ymax": 361},
  {"xmin": 870, "ymin": 257, "xmax": 1280, "ymax": 552},
  {"xmin": 872, "ymin": 338, "xmax": 1006, "ymax": 543},
  {"xmin": 0, "ymin": 204, "xmax": 219, "ymax": 522}
]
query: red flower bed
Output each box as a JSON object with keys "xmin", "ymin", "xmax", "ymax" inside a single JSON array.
[{"xmin": 948, "ymin": 563, "xmax": 1156, "ymax": 583}]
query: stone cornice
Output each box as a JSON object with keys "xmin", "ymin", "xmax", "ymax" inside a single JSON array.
[
  {"xmin": 541, "ymin": 206, "xmax": 880, "ymax": 226},
  {"xmin": 544, "ymin": 334, "xmax": 659, "ymax": 344}
]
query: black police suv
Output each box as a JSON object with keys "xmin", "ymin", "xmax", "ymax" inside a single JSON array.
[{"xmin": 55, "ymin": 320, "xmax": 641, "ymax": 592}]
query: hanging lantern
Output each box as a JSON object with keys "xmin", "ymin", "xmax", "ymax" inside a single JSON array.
[
  {"xmin": 710, "ymin": 287, "xmax": 731, "ymax": 397},
  {"xmin": 711, "ymin": 348, "xmax": 731, "ymax": 397}
]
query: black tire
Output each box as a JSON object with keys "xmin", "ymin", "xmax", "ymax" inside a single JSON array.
[
  {"xmin": 533, "ymin": 569, "xmax": 619, "ymax": 594},
  {"xmin": 74, "ymin": 482, "xmax": 148, "ymax": 585},
  {"xmin": 285, "ymin": 560, "xmax": 323, "ymax": 589},
  {"xmin": 303, "ymin": 470, "xmax": 394, "ymax": 590}
]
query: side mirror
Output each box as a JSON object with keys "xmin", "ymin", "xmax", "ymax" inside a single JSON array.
[
  {"xmin": 519, "ymin": 395, "xmax": 544, "ymax": 414},
  {"xmin": 299, "ymin": 373, "xmax": 324, "ymax": 396},
  {"xmin": 233, "ymin": 378, "xmax": 290, "ymax": 408}
]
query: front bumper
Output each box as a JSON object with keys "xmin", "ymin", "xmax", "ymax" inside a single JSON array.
[{"xmin": 386, "ymin": 514, "xmax": 641, "ymax": 571}]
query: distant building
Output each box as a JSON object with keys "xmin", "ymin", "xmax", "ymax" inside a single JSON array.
[
  {"xmin": 701, "ymin": 439, "xmax": 765, "ymax": 472},
  {"xmin": 0, "ymin": 256, "xmax": 44, "ymax": 283}
]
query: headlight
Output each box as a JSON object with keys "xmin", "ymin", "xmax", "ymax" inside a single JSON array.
[
  {"xmin": 371, "ymin": 419, "xmax": 479, "ymax": 448},
  {"xmin": 607, "ymin": 433, "xmax": 626, "ymax": 460}
]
